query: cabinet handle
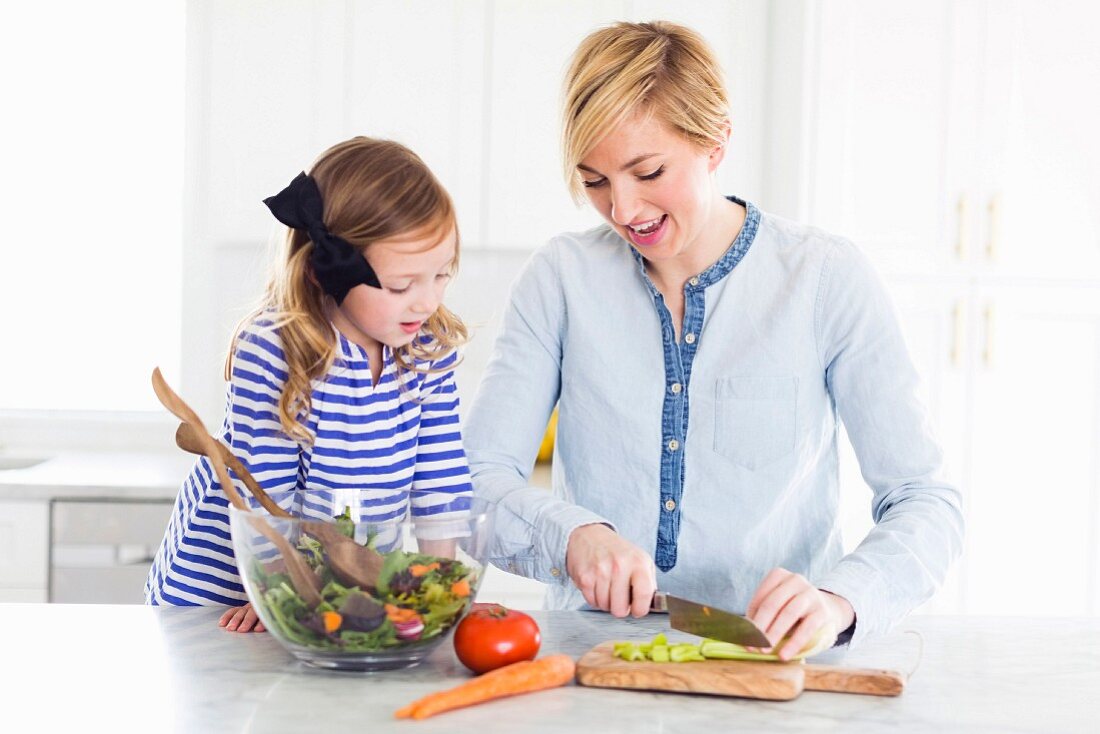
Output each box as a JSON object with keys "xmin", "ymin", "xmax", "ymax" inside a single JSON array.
[
  {"xmin": 956, "ymin": 195, "xmax": 969, "ymax": 261},
  {"xmin": 951, "ymin": 300, "xmax": 965, "ymax": 368},
  {"xmin": 986, "ymin": 193, "xmax": 1001, "ymax": 262},
  {"xmin": 982, "ymin": 302, "xmax": 995, "ymax": 368}
]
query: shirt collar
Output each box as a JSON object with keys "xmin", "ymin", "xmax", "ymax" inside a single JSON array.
[{"xmin": 630, "ymin": 196, "xmax": 760, "ymax": 294}]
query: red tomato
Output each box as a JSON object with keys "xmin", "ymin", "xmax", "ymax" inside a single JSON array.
[{"xmin": 453, "ymin": 603, "xmax": 541, "ymax": 674}]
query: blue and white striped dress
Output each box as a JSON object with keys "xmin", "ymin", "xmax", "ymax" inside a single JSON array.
[{"xmin": 145, "ymin": 316, "xmax": 473, "ymax": 606}]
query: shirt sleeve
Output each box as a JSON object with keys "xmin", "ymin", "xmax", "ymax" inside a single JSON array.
[
  {"xmin": 813, "ymin": 240, "xmax": 966, "ymax": 646},
  {"xmin": 463, "ymin": 244, "xmax": 615, "ymax": 585},
  {"xmin": 409, "ymin": 349, "xmax": 473, "ymax": 525}
]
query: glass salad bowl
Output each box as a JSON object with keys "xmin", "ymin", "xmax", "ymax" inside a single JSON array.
[{"xmin": 229, "ymin": 490, "xmax": 493, "ymax": 671}]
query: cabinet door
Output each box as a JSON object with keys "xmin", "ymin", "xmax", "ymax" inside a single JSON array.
[
  {"xmin": 978, "ymin": 0, "xmax": 1100, "ymax": 280},
  {"xmin": 484, "ymin": 0, "xmax": 625, "ymax": 250},
  {"xmin": 805, "ymin": 0, "xmax": 977, "ymax": 276},
  {"xmin": 964, "ymin": 284, "xmax": 1100, "ymax": 615},
  {"xmin": 0, "ymin": 501, "xmax": 48, "ymax": 590},
  {"xmin": 346, "ymin": 0, "xmax": 488, "ymax": 246},
  {"xmin": 202, "ymin": 0, "xmax": 348, "ymax": 244}
]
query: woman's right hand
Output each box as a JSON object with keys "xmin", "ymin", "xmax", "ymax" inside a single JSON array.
[
  {"xmin": 565, "ymin": 523, "xmax": 656, "ymax": 618},
  {"xmin": 218, "ymin": 602, "xmax": 265, "ymax": 633}
]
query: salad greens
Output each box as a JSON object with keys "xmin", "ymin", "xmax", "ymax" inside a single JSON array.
[{"xmin": 247, "ymin": 508, "xmax": 476, "ymax": 653}]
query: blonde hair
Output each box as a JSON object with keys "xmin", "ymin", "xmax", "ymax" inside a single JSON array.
[
  {"xmin": 228, "ymin": 136, "xmax": 467, "ymax": 444},
  {"xmin": 562, "ymin": 21, "xmax": 730, "ymax": 201}
]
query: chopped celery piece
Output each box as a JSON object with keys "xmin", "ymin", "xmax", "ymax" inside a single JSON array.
[
  {"xmin": 699, "ymin": 639, "xmax": 782, "ymax": 661},
  {"xmin": 670, "ymin": 645, "xmax": 705, "ymax": 662},
  {"xmin": 612, "ymin": 628, "xmax": 834, "ymax": 664}
]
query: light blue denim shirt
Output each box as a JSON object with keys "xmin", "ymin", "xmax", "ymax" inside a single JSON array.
[{"xmin": 464, "ymin": 199, "xmax": 965, "ymax": 646}]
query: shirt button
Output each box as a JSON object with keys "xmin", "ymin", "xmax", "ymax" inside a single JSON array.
[
  {"xmin": 684, "ymin": 333, "xmax": 696, "ymax": 344},
  {"xmin": 550, "ymin": 567, "xmax": 561, "ymax": 577},
  {"xmin": 689, "ymin": 276, "xmax": 700, "ymax": 287},
  {"xmin": 667, "ymin": 439, "xmax": 680, "ymax": 452},
  {"xmin": 670, "ymin": 382, "xmax": 682, "ymax": 394},
  {"xmin": 664, "ymin": 498, "xmax": 677, "ymax": 511}
]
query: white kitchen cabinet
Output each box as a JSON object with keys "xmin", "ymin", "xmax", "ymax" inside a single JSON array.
[
  {"xmin": 0, "ymin": 501, "xmax": 48, "ymax": 600},
  {"xmin": 976, "ymin": 0, "xmax": 1100, "ymax": 281},
  {"xmin": 806, "ymin": 0, "xmax": 1100, "ymax": 283},
  {"xmin": 201, "ymin": 1, "xmax": 343, "ymax": 246},
  {"xmin": 484, "ymin": 0, "xmax": 625, "ymax": 250},
  {"xmin": 805, "ymin": 0, "xmax": 974, "ymax": 277},
  {"xmin": 808, "ymin": 0, "xmax": 1100, "ymax": 616},
  {"xmin": 963, "ymin": 284, "xmax": 1100, "ymax": 615},
  {"xmin": 50, "ymin": 500, "xmax": 173, "ymax": 604},
  {"xmin": 345, "ymin": 0, "xmax": 489, "ymax": 247}
]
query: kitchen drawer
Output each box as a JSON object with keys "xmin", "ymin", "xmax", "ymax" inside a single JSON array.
[
  {"xmin": 51, "ymin": 565, "xmax": 151, "ymax": 604},
  {"xmin": 51, "ymin": 499, "xmax": 172, "ymax": 546},
  {"xmin": 0, "ymin": 587, "xmax": 48, "ymax": 603},
  {"xmin": 50, "ymin": 499, "xmax": 171, "ymax": 603},
  {"xmin": 0, "ymin": 500, "xmax": 49, "ymax": 588}
]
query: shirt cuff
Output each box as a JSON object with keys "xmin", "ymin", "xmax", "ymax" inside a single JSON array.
[
  {"xmin": 816, "ymin": 562, "xmax": 883, "ymax": 649},
  {"xmin": 535, "ymin": 504, "xmax": 617, "ymax": 586}
]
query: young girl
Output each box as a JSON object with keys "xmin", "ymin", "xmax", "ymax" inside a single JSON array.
[
  {"xmin": 465, "ymin": 21, "xmax": 964, "ymax": 657},
  {"xmin": 145, "ymin": 137, "xmax": 473, "ymax": 632}
]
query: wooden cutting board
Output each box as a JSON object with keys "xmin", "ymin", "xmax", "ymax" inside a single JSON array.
[{"xmin": 576, "ymin": 642, "xmax": 905, "ymax": 701}]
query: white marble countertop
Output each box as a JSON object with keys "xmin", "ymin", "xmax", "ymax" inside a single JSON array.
[
  {"xmin": 6, "ymin": 604, "xmax": 1097, "ymax": 733},
  {"xmin": 0, "ymin": 451, "xmax": 550, "ymax": 502},
  {"xmin": 0, "ymin": 450, "xmax": 203, "ymax": 500}
]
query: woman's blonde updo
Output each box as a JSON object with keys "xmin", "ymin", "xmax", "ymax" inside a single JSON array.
[
  {"xmin": 562, "ymin": 21, "xmax": 730, "ymax": 201},
  {"xmin": 231, "ymin": 136, "xmax": 467, "ymax": 444}
]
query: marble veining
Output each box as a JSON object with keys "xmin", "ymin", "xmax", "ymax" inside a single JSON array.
[{"xmin": 6, "ymin": 604, "xmax": 1099, "ymax": 733}]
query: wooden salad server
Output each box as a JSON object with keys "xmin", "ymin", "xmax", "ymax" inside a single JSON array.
[{"xmin": 174, "ymin": 423, "xmax": 289, "ymax": 518}]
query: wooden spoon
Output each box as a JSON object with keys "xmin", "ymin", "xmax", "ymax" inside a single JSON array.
[
  {"xmin": 151, "ymin": 369, "xmax": 322, "ymax": 607},
  {"xmin": 174, "ymin": 423, "xmax": 289, "ymax": 518},
  {"xmin": 173, "ymin": 420, "xmax": 384, "ymax": 591},
  {"xmin": 298, "ymin": 519, "xmax": 385, "ymax": 591}
]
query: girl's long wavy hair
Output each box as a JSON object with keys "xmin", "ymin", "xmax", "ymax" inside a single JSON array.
[{"xmin": 227, "ymin": 136, "xmax": 468, "ymax": 444}]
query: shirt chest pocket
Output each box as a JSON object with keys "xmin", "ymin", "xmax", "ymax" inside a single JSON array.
[{"xmin": 713, "ymin": 375, "xmax": 798, "ymax": 470}]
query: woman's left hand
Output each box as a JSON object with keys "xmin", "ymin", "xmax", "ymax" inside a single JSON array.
[{"xmin": 745, "ymin": 567, "xmax": 854, "ymax": 660}]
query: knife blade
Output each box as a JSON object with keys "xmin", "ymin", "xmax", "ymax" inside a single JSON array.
[{"xmin": 650, "ymin": 591, "xmax": 771, "ymax": 648}]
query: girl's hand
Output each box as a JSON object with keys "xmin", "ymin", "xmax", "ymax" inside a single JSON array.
[
  {"xmin": 745, "ymin": 567, "xmax": 854, "ymax": 660},
  {"xmin": 218, "ymin": 602, "xmax": 266, "ymax": 633},
  {"xmin": 565, "ymin": 524, "xmax": 657, "ymax": 618}
]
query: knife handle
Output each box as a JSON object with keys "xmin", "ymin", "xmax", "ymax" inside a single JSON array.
[
  {"xmin": 802, "ymin": 664, "xmax": 906, "ymax": 697},
  {"xmin": 649, "ymin": 591, "xmax": 668, "ymax": 613}
]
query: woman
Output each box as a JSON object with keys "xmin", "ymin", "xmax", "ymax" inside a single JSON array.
[{"xmin": 464, "ymin": 21, "xmax": 963, "ymax": 657}]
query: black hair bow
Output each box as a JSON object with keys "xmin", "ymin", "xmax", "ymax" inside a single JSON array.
[{"xmin": 263, "ymin": 171, "xmax": 381, "ymax": 304}]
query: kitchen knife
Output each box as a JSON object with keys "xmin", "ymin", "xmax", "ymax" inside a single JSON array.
[{"xmin": 650, "ymin": 591, "xmax": 771, "ymax": 648}]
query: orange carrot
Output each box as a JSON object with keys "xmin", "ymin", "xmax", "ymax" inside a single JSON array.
[
  {"xmin": 409, "ymin": 562, "xmax": 440, "ymax": 578},
  {"xmin": 385, "ymin": 604, "xmax": 419, "ymax": 624},
  {"xmin": 450, "ymin": 579, "xmax": 470, "ymax": 597},
  {"xmin": 322, "ymin": 611, "xmax": 342, "ymax": 633},
  {"xmin": 394, "ymin": 654, "xmax": 575, "ymax": 720}
]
